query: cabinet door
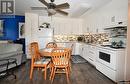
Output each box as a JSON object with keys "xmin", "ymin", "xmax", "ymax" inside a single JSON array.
[
  {"xmin": 74, "ymin": 43, "xmax": 82, "ymax": 55},
  {"xmin": 87, "ymin": 45, "xmax": 96, "ymax": 66},
  {"xmin": 52, "ymin": 21, "xmax": 59, "ymax": 35},
  {"xmin": 79, "ymin": 44, "xmax": 83, "ymax": 56},
  {"xmin": 82, "ymin": 45, "xmax": 89, "ymax": 60},
  {"xmin": 65, "ymin": 42, "xmax": 75, "ymax": 55},
  {"xmin": 25, "ymin": 13, "xmax": 39, "ymax": 58},
  {"xmin": 71, "ymin": 20, "xmax": 83, "ymax": 35}
]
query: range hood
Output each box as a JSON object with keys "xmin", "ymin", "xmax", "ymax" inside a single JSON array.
[{"xmin": 104, "ymin": 26, "xmax": 127, "ymax": 30}]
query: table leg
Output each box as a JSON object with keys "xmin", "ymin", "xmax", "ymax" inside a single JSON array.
[{"xmin": 44, "ymin": 66, "xmax": 47, "ymax": 80}]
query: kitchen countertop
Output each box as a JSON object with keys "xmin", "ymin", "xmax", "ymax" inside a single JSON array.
[
  {"xmin": 96, "ymin": 45, "xmax": 126, "ymax": 51},
  {"xmin": 55, "ymin": 41, "xmax": 77, "ymax": 43},
  {"xmin": 55, "ymin": 41, "xmax": 126, "ymax": 51}
]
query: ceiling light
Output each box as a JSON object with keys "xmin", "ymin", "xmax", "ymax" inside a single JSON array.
[{"xmin": 48, "ymin": 9, "xmax": 56, "ymax": 15}]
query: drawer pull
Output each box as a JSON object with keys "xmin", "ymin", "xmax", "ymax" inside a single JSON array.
[{"xmin": 89, "ymin": 58, "xmax": 93, "ymax": 61}]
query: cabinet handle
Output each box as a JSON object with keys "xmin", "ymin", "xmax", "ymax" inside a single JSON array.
[{"xmin": 89, "ymin": 58, "xmax": 93, "ymax": 61}]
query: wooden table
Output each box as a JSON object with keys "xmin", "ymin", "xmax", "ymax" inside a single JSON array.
[
  {"xmin": 39, "ymin": 47, "xmax": 71, "ymax": 57},
  {"xmin": 39, "ymin": 48, "xmax": 54, "ymax": 57}
]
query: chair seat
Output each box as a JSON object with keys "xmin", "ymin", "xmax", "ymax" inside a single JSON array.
[{"xmin": 34, "ymin": 58, "xmax": 51, "ymax": 65}]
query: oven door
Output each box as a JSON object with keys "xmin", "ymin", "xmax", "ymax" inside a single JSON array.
[{"xmin": 97, "ymin": 48, "xmax": 116, "ymax": 70}]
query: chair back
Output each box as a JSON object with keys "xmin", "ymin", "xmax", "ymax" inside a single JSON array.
[
  {"xmin": 46, "ymin": 42, "xmax": 57, "ymax": 48},
  {"xmin": 51, "ymin": 48, "xmax": 70, "ymax": 66},
  {"xmin": 30, "ymin": 42, "xmax": 41, "ymax": 61}
]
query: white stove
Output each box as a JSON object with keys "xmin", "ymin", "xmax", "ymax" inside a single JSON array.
[{"xmin": 96, "ymin": 45, "xmax": 125, "ymax": 82}]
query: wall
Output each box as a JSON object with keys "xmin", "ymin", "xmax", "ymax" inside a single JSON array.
[
  {"xmin": 125, "ymin": 3, "xmax": 130, "ymax": 80},
  {"xmin": 0, "ymin": 15, "xmax": 25, "ymax": 40},
  {"xmin": 81, "ymin": 0, "xmax": 128, "ymax": 33}
]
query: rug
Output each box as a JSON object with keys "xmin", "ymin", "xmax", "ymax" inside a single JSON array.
[{"xmin": 71, "ymin": 55, "xmax": 87, "ymax": 63}]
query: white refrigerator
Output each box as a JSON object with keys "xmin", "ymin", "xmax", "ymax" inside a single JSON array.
[{"xmin": 31, "ymin": 28, "xmax": 54, "ymax": 49}]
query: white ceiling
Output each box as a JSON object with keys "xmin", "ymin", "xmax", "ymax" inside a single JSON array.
[{"xmin": 15, "ymin": 0, "xmax": 110, "ymax": 17}]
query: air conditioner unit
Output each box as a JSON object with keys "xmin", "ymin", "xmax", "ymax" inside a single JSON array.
[{"xmin": 71, "ymin": 3, "xmax": 91, "ymax": 17}]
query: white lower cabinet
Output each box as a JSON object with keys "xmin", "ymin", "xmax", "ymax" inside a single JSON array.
[
  {"xmin": 74, "ymin": 43, "xmax": 83, "ymax": 55},
  {"xmin": 56, "ymin": 42, "xmax": 97, "ymax": 66},
  {"xmin": 56, "ymin": 42, "xmax": 76, "ymax": 55},
  {"xmin": 87, "ymin": 45, "xmax": 96, "ymax": 66},
  {"xmin": 81, "ymin": 44, "xmax": 96, "ymax": 66},
  {"xmin": 82, "ymin": 44, "xmax": 89, "ymax": 60}
]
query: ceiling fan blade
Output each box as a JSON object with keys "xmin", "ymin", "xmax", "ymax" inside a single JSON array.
[
  {"xmin": 56, "ymin": 9, "xmax": 68, "ymax": 15},
  {"xmin": 39, "ymin": 0, "xmax": 49, "ymax": 7},
  {"xmin": 31, "ymin": 7, "xmax": 47, "ymax": 10},
  {"xmin": 56, "ymin": 3, "xmax": 70, "ymax": 9}
]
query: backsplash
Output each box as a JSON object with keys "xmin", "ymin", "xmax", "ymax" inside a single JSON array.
[
  {"xmin": 54, "ymin": 33, "xmax": 109, "ymax": 44},
  {"xmin": 54, "ymin": 35, "xmax": 77, "ymax": 42}
]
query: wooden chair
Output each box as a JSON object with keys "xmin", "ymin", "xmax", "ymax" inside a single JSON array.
[
  {"xmin": 29, "ymin": 42, "xmax": 51, "ymax": 80},
  {"xmin": 41, "ymin": 42, "xmax": 58, "ymax": 57},
  {"xmin": 30, "ymin": 42, "xmax": 41, "ymax": 59},
  {"xmin": 46, "ymin": 42, "xmax": 57, "ymax": 48},
  {"xmin": 50, "ymin": 48, "xmax": 71, "ymax": 83},
  {"xmin": 66, "ymin": 44, "xmax": 73, "ymax": 73}
]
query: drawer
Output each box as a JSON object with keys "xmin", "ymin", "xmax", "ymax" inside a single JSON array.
[{"xmin": 87, "ymin": 57, "xmax": 95, "ymax": 66}]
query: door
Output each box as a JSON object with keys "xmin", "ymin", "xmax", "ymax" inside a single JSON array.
[{"xmin": 82, "ymin": 45, "xmax": 89, "ymax": 60}]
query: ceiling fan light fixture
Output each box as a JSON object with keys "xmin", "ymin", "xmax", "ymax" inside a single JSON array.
[
  {"xmin": 32, "ymin": 0, "xmax": 70, "ymax": 16},
  {"xmin": 48, "ymin": 9, "xmax": 56, "ymax": 14}
]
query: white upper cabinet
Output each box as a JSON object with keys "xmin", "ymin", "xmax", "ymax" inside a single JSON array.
[
  {"xmin": 82, "ymin": 0, "xmax": 127, "ymax": 34},
  {"xmin": 71, "ymin": 19, "xmax": 83, "ymax": 34},
  {"xmin": 52, "ymin": 18, "xmax": 71, "ymax": 35},
  {"xmin": 53, "ymin": 17, "xmax": 83, "ymax": 35},
  {"xmin": 25, "ymin": 13, "xmax": 83, "ymax": 35}
]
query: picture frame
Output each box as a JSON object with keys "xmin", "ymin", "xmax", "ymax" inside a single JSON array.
[
  {"xmin": 0, "ymin": 20, "xmax": 4, "ymax": 36},
  {"xmin": 19, "ymin": 22, "xmax": 25, "ymax": 38}
]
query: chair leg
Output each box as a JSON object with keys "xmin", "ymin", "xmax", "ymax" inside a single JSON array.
[
  {"xmin": 51, "ymin": 67, "xmax": 56, "ymax": 83},
  {"xmin": 49, "ymin": 62, "xmax": 52, "ymax": 72},
  {"xmin": 68, "ymin": 66, "xmax": 70, "ymax": 74},
  {"xmin": 65, "ymin": 67, "xmax": 70, "ymax": 84},
  {"xmin": 44, "ymin": 66, "xmax": 47, "ymax": 80},
  {"xmin": 50, "ymin": 66, "xmax": 54, "ymax": 80},
  {"xmin": 30, "ymin": 66, "xmax": 33, "ymax": 79},
  {"xmin": 69, "ymin": 61, "xmax": 72, "ymax": 73}
]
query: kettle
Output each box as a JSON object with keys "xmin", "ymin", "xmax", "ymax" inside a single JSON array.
[{"xmin": 77, "ymin": 37, "xmax": 84, "ymax": 42}]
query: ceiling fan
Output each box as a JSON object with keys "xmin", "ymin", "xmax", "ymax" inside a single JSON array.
[{"xmin": 31, "ymin": 0, "xmax": 70, "ymax": 16}]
